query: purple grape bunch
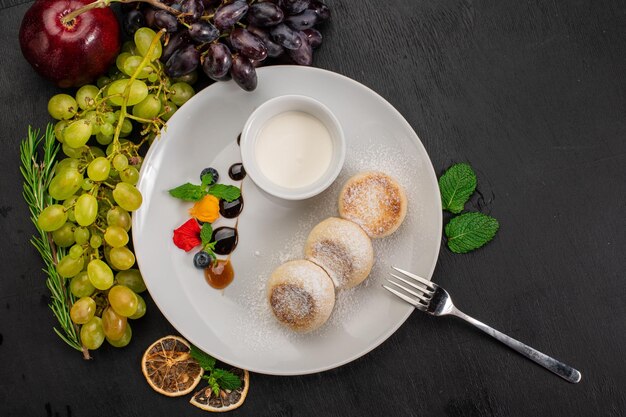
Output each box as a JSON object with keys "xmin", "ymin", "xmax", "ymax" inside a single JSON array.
[{"xmin": 122, "ymin": 0, "xmax": 330, "ymax": 92}]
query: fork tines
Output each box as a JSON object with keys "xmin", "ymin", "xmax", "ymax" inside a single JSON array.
[{"xmin": 383, "ymin": 266, "xmax": 435, "ymax": 309}]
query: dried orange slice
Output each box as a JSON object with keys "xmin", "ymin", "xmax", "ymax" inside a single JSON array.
[
  {"xmin": 190, "ymin": 368, "xmax": 250, "ymax": 412},
  {"xmin": 141, "ymin": 335, "xmax": 204, "ymax": 397}
]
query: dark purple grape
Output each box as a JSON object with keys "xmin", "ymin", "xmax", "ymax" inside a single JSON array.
[
  {"xmin": 202, "ymin": 43, "xmax": 232, "ymax": 80},
  {"xmin": 308, "ymin": 0, "xmax": 330, "ymax": 22},
  {"xmin": 230, "ymin": 28, "xmax": 268, "ymax": 61},
  {"xmin": 181, "ymin": 0, "xmax": 204, "ymax": 20},
  {"xmin": 247, "ymin": 25, "xmax": 284, "ymax": 58},
  {"xmin": 165, "ymin": 44, "xmax": 200, "ymax": 77},
  {"xmin": 302, "ymin": 28, "xmax": 322, "ymax": 48},
  {"xmin": 154, "ymin": 10, "xmax": 179, "ymax": 32},
  {"xmin": 230, "ymin": 55, "xmax": 257, "ymax": 91},
  {"xmin": 142, "ymin": 6, "xmax": 157, "ymax": 27},
  {"xmin": 189, "ymin": 21, "xmax": 220, "ymax": 43},
  {"xmin": 280, "ymin": 0, "xmax": 309, "ymax": 15},
  {"xmin": 270, "ymin": 23, "xmax": 302, "ymax": 50},
  {"xmin": 247, "ymin": 2, "xmax": 284, "ymax": 27},
  {"xmin": 214, "ymin": 1, "xmax": 249, "ymax": 31},
  {"xmin": 161, "ymin": 30, "xmax": 190, "ymax": 63},
  {"xmin": 285, "ymin": 9, "xmax": 317, "ymax": 30},
  {"xmin": 288, "ymin": 31, "xmax": 312, "ymax": 65},
  {"xmin": 123, "ymin": 10, "xmax": 145, "ymax": 36}
]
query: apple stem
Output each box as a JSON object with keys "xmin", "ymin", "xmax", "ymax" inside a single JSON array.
[{"xmin": 61, "ymin": 0, "xmax": 181, "ymax": 25}]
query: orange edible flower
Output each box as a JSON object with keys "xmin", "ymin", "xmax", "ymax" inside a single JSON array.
[{"xmin": 189, "ymin": 195, "xmax": 220, "ymax": 223}]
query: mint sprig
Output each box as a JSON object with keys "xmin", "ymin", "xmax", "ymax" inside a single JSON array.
[
  {"xmin": 200, "ymin": 223, "xmax": 216, "ymax": 261},
  {"xmin": 439, "ymin": 163, "xmax": 477, "ymax": 214},
  {"xmin": 168, "ymin": 175, "xmax": 240, "ymax": 202},
  {"xmin": 445, "ymin": 212, "xmax": 499, "ymax": 253},
  {"xmin": 190, "ymin": 345, "xmax": 243, "ymax": 394}
]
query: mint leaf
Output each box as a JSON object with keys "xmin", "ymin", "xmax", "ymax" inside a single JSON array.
[
  {"xmin": 215, "ymin": 370, "xmax": 242, "ymax": 390},
  {"xmin": 168, "ymin": 183, "xmax": 205, "ymax": 201},
  {"xmin": 190, "ymin": 344, "xmax": 216, "ymax": 371},
  {"xmin": 200, "ymin": 223, "xmax": 213, "ymax": 247},
  {"xmin": 201, "ymin": 173, "xmax": 215, "ymax": 189},
  {"xmin": 439, "ymin": 163, "xmax": 477, "ymax": 214},
  {"xmin": 207, "ymin": 184, "xmax": 241, "ymax": 202},
  {"xmin": 445, "ymin": 212, "xmax": 499, "ymax": 253}
]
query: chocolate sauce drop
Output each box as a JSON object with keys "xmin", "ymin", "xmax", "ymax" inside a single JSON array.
[
  {"xmin": 219, "ymin": 196, "xmax": 244, "ymax": 218},
  {"xmin": 228, "ymin": 163, "xmax": 246, "ymax": 181},
  {"xmin": 212, "ymin": 227, "xmax": 238, "ymax": 255}
]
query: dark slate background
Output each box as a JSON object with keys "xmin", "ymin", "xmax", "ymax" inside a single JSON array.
[{"xmin": 1, "ymin": 1, "xmax": 625, "ymax": 416}]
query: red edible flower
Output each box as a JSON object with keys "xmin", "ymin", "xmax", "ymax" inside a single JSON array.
[{"xmin": 173, "ymin": 219, "xmax": 202, "ymax": 252}]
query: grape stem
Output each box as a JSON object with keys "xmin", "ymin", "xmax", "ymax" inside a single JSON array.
[{"xmin": 62, "ymin": 0, "xmax": 180, "ymax": 25}]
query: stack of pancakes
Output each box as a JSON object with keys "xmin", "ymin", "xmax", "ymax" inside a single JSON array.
[{"xmin": 267, "ymin": 172, "xmax": 408, "ymax": 332}]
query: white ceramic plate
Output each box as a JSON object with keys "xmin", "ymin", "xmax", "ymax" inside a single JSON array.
[{"xmin": 133, "ymin": 66, "xmax": 441, "ymax": 375}]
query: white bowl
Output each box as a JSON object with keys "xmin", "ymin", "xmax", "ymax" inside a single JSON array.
[{"xmin": 240, "ymin": 94, "xmax": 346, "ymax": 200}]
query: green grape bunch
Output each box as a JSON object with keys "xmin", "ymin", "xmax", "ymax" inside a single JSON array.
[{"xmin": 33, "ymin": 28, "xmax": 194, "ymax": 354}]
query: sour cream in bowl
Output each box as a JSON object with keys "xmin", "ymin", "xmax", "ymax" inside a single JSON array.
[{"xmin": 240, "ymin": 95, "xmax": 345, "ymax": 200}]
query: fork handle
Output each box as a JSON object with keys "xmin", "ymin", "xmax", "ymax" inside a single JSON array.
[{"xmin": 450, "ymin": 308, "xmax": 582, "ymax": 383}]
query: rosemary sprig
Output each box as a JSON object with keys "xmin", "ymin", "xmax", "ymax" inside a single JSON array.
[{"xmin": 20, "ymin": 125, "xmax": 90, "ymax": 359}]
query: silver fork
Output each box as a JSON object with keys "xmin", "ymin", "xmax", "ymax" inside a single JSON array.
[{"xmin": 384, "ymin": 266, "xmax": 582, "ymax": 383}]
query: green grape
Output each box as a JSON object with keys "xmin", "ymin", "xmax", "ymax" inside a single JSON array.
[
  {"xmin": 48, "ymin": 94, "xmax": 77, "ymax": 120},
  {"xmin": 172, "ymin": 70, "xmax": 198, "ymax": 85},
  {"xmin": 112, "ymin": 154, "xmax": 128, "ymax": 171},
  {"xmin": 80, "ymin": 317, "xmax": 105, "ymax": 350},
  {"xmin": 56, "ymin": 254, "xmax": 84, "ymax": 278},
  {"xmin": 96, "ymin": 132, "xmax": 114, "ymax": 145},
  {"xmin": 52, "ymin": 222, "xmax": 76, "ymax": 247},
  {"xmin": 107, "ymin": 79, "xmax": 149, "ymax": 106},
  {"xmin": 87, "ymin": 157, "xmax": 111, "ymax": 182},
  {"xmin": 83, "ymin": 111, "xmax": 101, "ymax": 135},
  {"xmin": 54, "ymin": 120, "xmax": 68, "ymax": 143},
  {"xmin": 69, "ymin": 244, "xmax": 84, "ymax": 259},
  {"xmin": 67, "ymin": 209, "xmax": 76, "ymax": 222},
  {"xmin": 63, "ymin": 119, "xmax": 92, "ymax": 148},
  {"xmin": 116, "ymin": 52, "xmax": 132, "ymax": 72},
  {"xmin": 147, "ymin": 72, "xmax": 158, "ymax": 83},
  {"xmin": 109, "ymin": 246, "xmax": 136, "ymax": 270},
  {"xmin": 120, "ymin": 119, "xmax": 133, "ymax": 135},
  {"xmin": 122, "ymin": 55, "xmax": 151, "ymax": 79},
  {"xmin": 113, "ymin": 182, "xmax": 142, "ymax": 211},
  {"xmin": 70, "ymin": 297, "xmax": 96, "ymax": 324},
  {"xmin": 107, "ymin": 322, "xmax": 132, "ymax": 347},
  {"xmin": 103, "ymin": 112, "xmax": 116, "ymax": 124},
  {"xmin": 115, "ymin": 269, "xmax": 146, "ymax": 293},
  {"xmin": 132, "ymin": 94, "xmax": 161, "ymax": 119},
  {"xmin": 105, "ymin": 138, "xmax": 129, "ymax": 156},
  {"xmin": 81, "ymin": 178, "xmax": 94, "ymax": 191},
  {"xmin": 100, "ymin": 122, "xmax": 114, "ymax": 137},
  {"xmin": 87, "ymin": 259, "xmax": 114, "ymax": 290},
  {"xmin": 104, "ymin": 226, "xmax": 129, "ymax": 248},
  {"xmin": 97, "ymin": 76, "xmax": 112, "ymax": 89},
  {"xmin": 134, "ymin": 27, "xmax": 162, "ymax": 61},
  {"xmin": 169, "ymin": 82, "xmax": 194, "ymax": 106},
  {"xmin": 49, "ymin": 168, "xmax": 82, "ymax": 200},
  {"xmin": 75, "ymin": 85, "xmax": 99, "ymax": 110},
  {"xmin": 37, "ymin": 204, "xmax": 67, "ymax": 231},
  {"xmin": 74, "ymin": 194, "xmax": 98, "ymax": 226},
  {"xmin": 102, "ymin": 306, "xmax": 127, "ymax": 340},
  {"xmin": 161, "ymin": 101, "xmax": 178, "ymax": 121},
  {"xmin": 121, "ymin": 40, "xmax": 137, "ymax": 54},
  {"xmin": 62, "ymin": 143, "xmax": 88, "ymax": 158},
  {"xmin": 109, "ymin": 168, "xmax": 120, "ymax": 179},
  {"xmin": 70, "ymin": 272, "xmax": 96, "ymax": 298},
  {"xmin": 90, "ymin": 235, "xmax": 103, "ymax": 249},
  {"xmin": 89, "ymin": 146, "xmax": 106, "ymax": 159},
  {"xmin": 108, "ymin": 285, "xmax": 138, "ymax": 317},
  {"xmin": 120, "ymin": 167, "xmax": 139, "ymax": 185},
  {"xmin": 74, "ymin": 227, "xmax": 90, "ymax": 245},
  {"xmin": 106, "ymin": 207, "xmax": 131, "ymax": 231},
  {"xmin": 129, "ymin": 293, "xmax": 146, "ymax": 319},
  {"xmin": 56, "ymin": 158, "xmax": 79, "ymax": 174}
]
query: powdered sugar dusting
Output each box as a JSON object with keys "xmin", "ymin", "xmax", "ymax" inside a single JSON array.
[{"xmin": 231, "ymin": 137, "xmax": 423, "ymax": 348}]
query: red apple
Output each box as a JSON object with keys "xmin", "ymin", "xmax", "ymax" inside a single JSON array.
[{"xmin": 19, "ymin": 0, "xmax": 121, "ymax": 88}]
